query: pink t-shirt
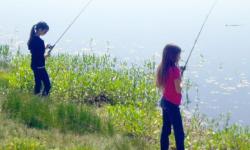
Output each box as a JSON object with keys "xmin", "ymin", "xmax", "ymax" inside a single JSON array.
[{"xmin": 163, "ymin": 66, "xmax": 182, "ymax": 106}]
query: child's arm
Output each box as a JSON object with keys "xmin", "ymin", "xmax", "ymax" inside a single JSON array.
[
  {"xmin": 44, "ymin": 53, "xmax": 50, "ymax": 59},
  {"xmin": 173, "ymin": 67, "xmax": 182, "ymax": 94},
  {"xmin": 44, "ymin": 44, "xmax": 53, "ymax": 59},
  {"xmin": 174, "ymin": 78, "xmax": 182, "ymax": 94}
]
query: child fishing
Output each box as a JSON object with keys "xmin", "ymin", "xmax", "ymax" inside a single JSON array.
[
  {"xmin": 156, "ymin": 44, "xmax": 185, "ymax": 150},
  {"xmin": 27, "ymin": 22, "xmax": 53, "ymax": 96}
]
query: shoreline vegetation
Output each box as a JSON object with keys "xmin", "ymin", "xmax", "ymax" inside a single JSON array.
[{"xmin": 0, "ymin": 45, "xmax": 249, "ymax": 149}]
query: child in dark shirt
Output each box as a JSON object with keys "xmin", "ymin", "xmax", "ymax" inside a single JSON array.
[{"xmin": 27, "ymin": 21, "xmax": 52, "ymax": 96}]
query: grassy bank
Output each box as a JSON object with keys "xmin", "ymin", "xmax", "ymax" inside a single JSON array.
[{"xmin": 0, "ymin": 45, "xmax": 249, "ymax": 149}]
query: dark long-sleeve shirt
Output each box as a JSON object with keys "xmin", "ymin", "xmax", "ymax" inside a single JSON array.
[{"xmin": 28, "ymin": 36, "xmax": 45, "ymax": 68}]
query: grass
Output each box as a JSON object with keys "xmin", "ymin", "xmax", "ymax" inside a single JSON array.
[
  {"xmin": 0, "ymin": 45, "xmax": 249, "ymax": 149},
  {"xmin": 1, "ymin": 138, "xmax": 46, "ymax": 150},
  {"xmin": 0, "ymin": 114, "xmax": 151, "ymax": 149},
  {"xmin": 2, "ymin": 90, "xmax": 113, "ymax": 135},
  {"xmin": 8, "ymin": 53, "xmax": 157, "ymax": 106},
  {"xmin": 0, "ymin": 45, "xmax": 10, "ymax": 69}
]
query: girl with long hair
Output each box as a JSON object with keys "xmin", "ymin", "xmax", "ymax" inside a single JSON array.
[{"xmin": 156, "ymin": 44, "xmax": 185, "ymax": 150}]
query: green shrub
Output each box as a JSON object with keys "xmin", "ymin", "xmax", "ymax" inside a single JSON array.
[
  {"xmin": 107, "ymin": 104, "xmax": 161, "ymax": 141},
  {"xmin": 8, "ymin": 53, "xmax": 159, "ymax": 105}
]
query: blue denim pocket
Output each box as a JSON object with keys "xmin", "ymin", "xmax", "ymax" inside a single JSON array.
[{"xmin": 160, "ymin": 97, "xmax": 167, "ymax": 109}]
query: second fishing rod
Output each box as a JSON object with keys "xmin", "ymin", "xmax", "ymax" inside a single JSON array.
[{"xmin": 181, "ymin": 0, "xmax": 219, "ymax": 76}]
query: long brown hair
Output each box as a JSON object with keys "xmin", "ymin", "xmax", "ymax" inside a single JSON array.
[{"xmin": 156, "ymin": 44, "xmax": 181, "ymax": 89}]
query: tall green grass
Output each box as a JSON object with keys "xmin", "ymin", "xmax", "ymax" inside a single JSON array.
[
  {"xmin": 8, "ymin": 53, "xmax": 158, "ymax": 106},
  {"xmin": 2, "ymin": 91, "xmax": 114, "ymax": 135}
]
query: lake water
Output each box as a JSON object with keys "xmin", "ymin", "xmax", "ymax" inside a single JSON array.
[{"xmin": 0, "ymin": 0, "xmax": 249, "ymax": 125}]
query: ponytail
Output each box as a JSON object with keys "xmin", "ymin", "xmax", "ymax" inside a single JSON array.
[
  {"xmin": 27, "ymin": 24, "xmax": 36, "ymax": 48},
  {"xmin": 27, "ymin": 22, "xmax": 49, "ymax": 49}
]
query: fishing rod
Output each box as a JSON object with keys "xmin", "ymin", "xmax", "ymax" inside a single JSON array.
[
  {"xmin": 182, "ymin": 0, "xmax": 219, "ymax": 76},
  {"xmin": 48, "ymin": 0, "xmax": 94, "ymax": 54}
]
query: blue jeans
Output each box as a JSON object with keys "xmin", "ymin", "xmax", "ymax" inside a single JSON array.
[
  {"xmin": 160, "ymin": 97, "xmax": 185, "ymax": 150},
  {"xmin": 32, "ymin": 67, "xmax": 51, "ymax": 96}
]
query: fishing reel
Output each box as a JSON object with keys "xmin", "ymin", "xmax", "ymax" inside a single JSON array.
[
  {"xmin": 44, "ymin": 44, "xmax": 55, "ymax": 57},
  {"xmin": 46, "ymin": 44, "xmax": 55, "ymax": 54},
  {"xmin": 46, "ymin": 44, "xmax": 54, "ymax": 50}
]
